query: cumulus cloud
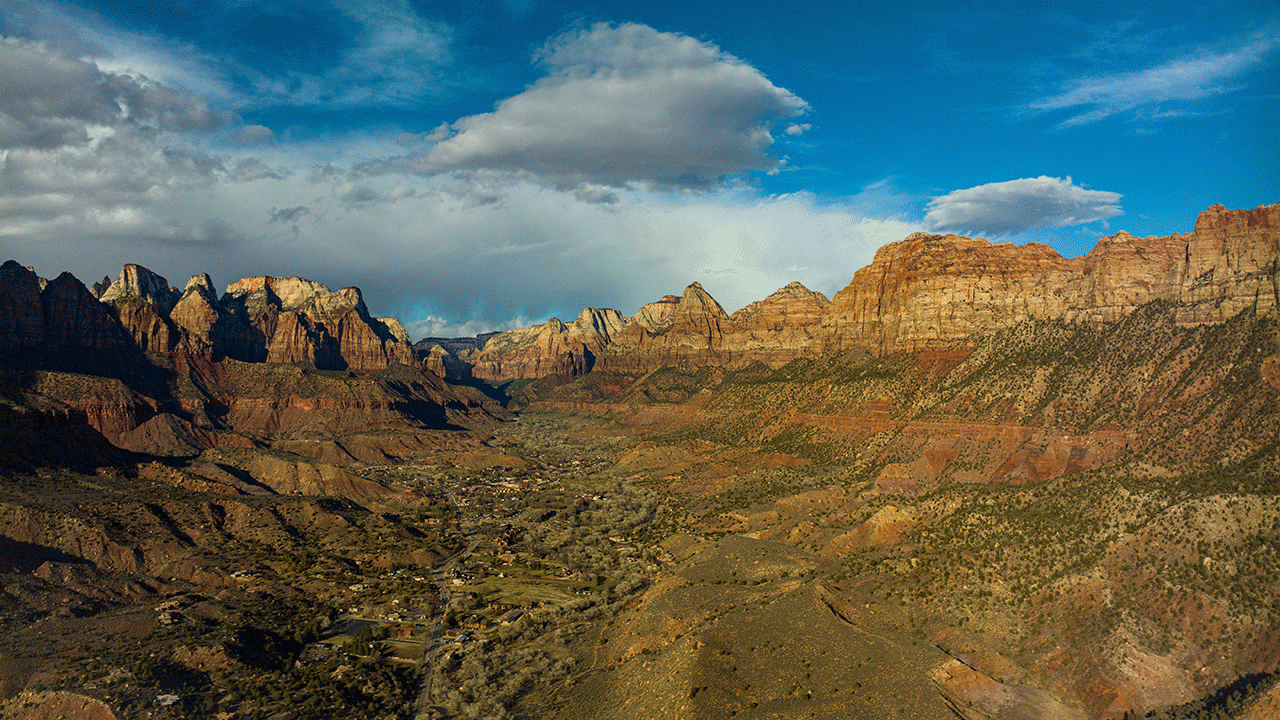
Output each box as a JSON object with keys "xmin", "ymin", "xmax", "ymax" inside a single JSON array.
[
  {"xmin": 0, "ymin": 38, "xmax": 225, "ymax": 150},
  {"xmin": 232, "ymin": 124, "xmax": 276, "ymax": 145},
  {"xmin": 924, "ymin": 176, "xmax": 1123, "ymax": 236},
  {"xmin": 0, "ymin": 14, "xmax": 913, "ymax": 343},
  {"xmin": 1023, "ymin": 32, "xmax": 1279, "ymax": 128},
  {"xmin": 423, "ymin": 121, "xmax": 453, "ymax": 142},
  {"xmin": 363, "ymin": 22, "xmax": 809, "ymax": 191},
  {"xmin": 0, "ymin": 139, "xmax": 220, "ymax": 225},
  {"xmin": 0, "ymin": 33, "xmax": 248, "ymax": 247}
]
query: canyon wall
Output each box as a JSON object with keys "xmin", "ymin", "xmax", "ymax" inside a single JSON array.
[
  {"xmin": 0, "ymin": 262, "xmax": 500, "ymax": 458},
  {"xmin": 821, "ymin": 202, "xmax": 1279, "ymax": 355},
  {"xmin": 464, "ymin": 203, "xmax": 1278, "ymax": 379},
  {"xmin": 469, "ymin": 307, "xmax": 627, "ymax": 381},
  {"xmin": 0, "ymin": 261, "xmax": 423, "ymax": 374}
]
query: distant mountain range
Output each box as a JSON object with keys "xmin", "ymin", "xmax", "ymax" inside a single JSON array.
[
  {"xmin": 1, "ymin": 202, "xmax": 1274, "ymax": 463},
  {"xmin": 423, "ymin": 202, "xmax": 1278, "ymax": 384}
]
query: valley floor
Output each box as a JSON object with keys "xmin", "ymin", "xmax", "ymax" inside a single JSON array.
[{"xmin": 1, "ymin": 410, "xmax": 1278, "ymax": 720}]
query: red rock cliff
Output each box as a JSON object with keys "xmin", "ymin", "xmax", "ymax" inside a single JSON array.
[
  {"xmin": 470, "ymin": 307, "xmax": 628, "ymax": 381},
  {"xmin": 821, "ymin": 202, "xmax": 1279, "ymax": 355},
  {"xmin": 220, "ymin": 276, "xmax": 419, "ymax": 371},
  {"xmin": 461, "ymin": 202, "xmax": 1278, "ymax": 379}
]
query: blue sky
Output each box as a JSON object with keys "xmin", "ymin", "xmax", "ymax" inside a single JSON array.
[{"xmin": 1, "ymin": 0, "xmax": 1276, "ymax": 338}]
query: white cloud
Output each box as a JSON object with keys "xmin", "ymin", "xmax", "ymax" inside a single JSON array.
[
  {"xmin": 405, "ymin": 315, "xmax": 535, "ymax": 341},
  {"xmin": 248, "ymin": 0, "xmax": 453, "ymax": 110},
  {"xmin": 0, "ymin": 16, "xmax": 914, "ymax": 342},
  {"xmin": 423, "ymin": 122, "xmax": 452, "ymax": 142},
  {"xmin": 0, "ymin": 39, "xmax": 283, "ymax": 243},
  {"xmin": 363, "ymin": 22, "xmax": 809, "ymax": 191},
  {"xmin": 232, "ymin": 125, "xmax": 276, "ymax": 146},
  {"xmin": 1024, "ymin": 32, "xmax": 1279, "ymax": 128},
  {"xmin": 923, "ymin": 177, "xmax": 1122, "ymax": 236},
  {"xmin": 0, "ymin": 38, "xmax": 224, "ymax": 150}
]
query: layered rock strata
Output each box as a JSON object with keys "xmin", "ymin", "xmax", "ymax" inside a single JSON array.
[
  {"xmin": 220, "ymin": 275, "xmax": 418, "ymax": 370},
  {"xmin": 467, "ymin": 281, "xmax": 834, "ymax": 380},
  {"xmin": 465, "ymin": 203, "xmax": 1278, "ymax": 380},
  {"xmin": 598, "ymin": 282, "xmax": 730, "ymax": 374},
  {"xmin": 723, "ymin": 281, "xmax": 832, "ymax": 367},
  {"xmin": 0, "ymin": 262, "xmax": 489, "ymax": 458},
  {"xmin": 411, "ymin": 334, "xmax": 498, "ymax": 381},
  {"xmin": 820, "ymin": 202, "xmax": 1279, "ymax": 355},
  {"xmin": 469, "ymin": 307, "xmax": 627, "ymax": 381}
]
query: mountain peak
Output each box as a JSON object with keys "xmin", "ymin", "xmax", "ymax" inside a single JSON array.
[{"xmin": 100, "ymin": 264, "xmax": 180, "ymax": 314}]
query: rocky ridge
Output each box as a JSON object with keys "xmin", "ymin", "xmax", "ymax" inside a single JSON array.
[
  {"xmin": 459, "ymin": 203, "xmax": 1278, "ymax": 380},
  {"xmin": 469, "ymin": 307, "xmax": 627, "ymax": 381},
  {"xmin": 2, "ymin": 262, "xmax": 423, "ymax": 372},
  {"xmin": 819, "ymin": 202, "xmax": 1279, "ymax": 355},
  {"xmin": 0, "ymin": 262, "xmax": 502, "ymax": 461}
]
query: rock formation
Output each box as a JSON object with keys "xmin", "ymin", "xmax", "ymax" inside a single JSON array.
[
  {"xmin": 412, "ymin": 334, "xmax": 500, "ymax": 381},
  {"xmin": 464, "ymin": 202, "xmax": 1279, "ymax": 380},
  {"xmin": 597, "ymin": 282, "xmax": 731, "ymax": 374},
  {"xmin": 41, "ymin": 272, "xmax": 132, "ymax": 352},
  {"xmin": 475, "ymin": 280, "xmax": 832, "ymax": 379},
  {"xmin": 221, "ymin": 276, "xmax": 418, "ymax": 371},
  {"xmin": 423, "ymin": 343, "xmax": 451, "ymax": 378},
  {"xmin": 0, "ymin": 261, "xmax": 47, "ymax": 350},
  {"xmin": 817, "ymin": 234, "xmax": 1081, "ymax": 356},
  {"xmin": 725, "ymin": 281, "xmax": 832, "ymax": 367},
  {"xmin": 0, "ymin": 262, "xmax": 498, "ymax": 460},
  {"xmin": 169, "ymin": 273, "xmax": 250, "ymax": 359},
  {"xmin": 89, "ymin": 276, "xmax": 112, "ymax": 299},
  {"xmin": 820, "ymin": 202, "xmax": 1280, "ymax": 355},
  {"xmin": 470, "ymin": 307, "xmax": 627, "ymax": 381},
  {"xmin": 99, "ymin": 263, "xmax": 180, "ymax": 314}
]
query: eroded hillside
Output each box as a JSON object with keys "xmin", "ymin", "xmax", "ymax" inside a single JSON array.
[{"xmin": 488, "ymin": 304, "xmax": 1280, "ymax": 720}]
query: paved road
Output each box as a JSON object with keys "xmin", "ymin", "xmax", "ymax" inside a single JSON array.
[{"xmin": 414, "ymin": 530, "xmax": 479, "ymax": 720}]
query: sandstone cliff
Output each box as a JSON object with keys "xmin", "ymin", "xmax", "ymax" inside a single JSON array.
[
  {"xmin": 820, "ymin": 202, "xmax": 1279, "ymax": 355},
  {"xmin": 469, "ymin": 307, "xmax": 628, "ymax": 381},
  {"xmin": 99, "ymin": 263, "xmax": 179, "ymax": 314},
  {"xmin": 220, "ymin": 275, "xmax": 419, "ymax": 371},
  {"xmin": 476, "ymin": 280, "xmax": 831, "ymax": 380},
  {"xmin": 725, "ymin": 280, "xmax": 832, "ymax": 368},
  {"xmin": 41, "ymin": 272, "xmax": 133, "ymax": 352},
  {"xmin": 597, "ymin": 282, "xmax": 731, "ymax": 374},
  {"xmin": 0, "ymin": 261, "xmax": 50, "ymax": 350},
  {"xmin": 169, "ymin": 272, "xmax": 252, "ymax": 359},
  {"xmin": 469, "ymin": 202, "xmax": 1277, "ymax": 382},
  {"xmin": 0, "ymin": 263, "xmax": 500, "ymax": 460}
]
